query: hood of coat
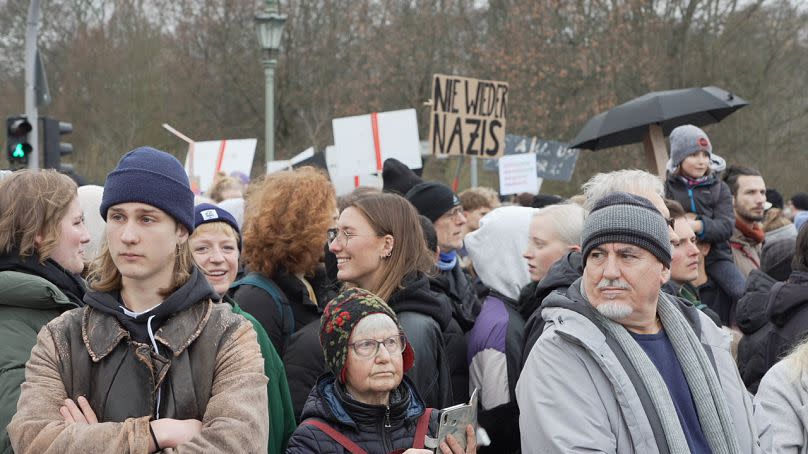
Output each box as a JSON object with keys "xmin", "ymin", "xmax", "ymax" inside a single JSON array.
[
  {"xmin": 517, "ymin": 250, "xmax": 583, "ymax": 320},
  {"xmin": 0, "ymin": 252, "xmax": 86, "ymax": 307},
  {"xmin": 767, "ymin": 271, "xmax": 808, "ymax": 327},
  {"xmin": 465, "ymin": 206, "xmax": 536, "ymax": 300},
  {"xmin": 83, "ymin": 266, "xmax": 217, "ymax": 343},
  {"xmin": 300, "ymin": 373, "xmax": 425, "ymax": 431},
  {"xmin": 390, "ymin": 272, "xmax": 453, "ymax": 331},
  {"xmin": 736, "ymin": 269, "xmax": 776, "ymax": 333}
]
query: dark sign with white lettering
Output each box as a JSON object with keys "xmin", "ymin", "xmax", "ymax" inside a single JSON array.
[
  {"xmin": 429, "ymin": 74, "xmax": 509, "ymax": 158},
  {"xmin": 483, "ymin": 134, "xmax": 579, "ymax": 181}
]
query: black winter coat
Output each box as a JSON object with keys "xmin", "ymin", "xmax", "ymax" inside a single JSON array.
[
  {"xmin": 664, "ymin": 173, "xmax": 734, "ymax": 263},
  {"xmin": 286, "ymin": 375, "xmax": 440, "ymax": 454},
  {"xmin": 429, "ymin": 263, "xmax": 481, "ymax": 332},
  {"xmin": 389, "ymin": 272, "xmax": 458, "ymax": 408},
  {"xmin": 233, "ymin": 266, "xmax": 335, "ymax": 355},
  {"xmin": 519, "ymin": 251, "xmax": 582, "ymax": 368},
  {"xmin": 738, "ymin": 270, "xmax": 808, "ymax": 393},
  {"xmin": 283, "ymin": 319, "xmax": 325, "ymax": 421}
]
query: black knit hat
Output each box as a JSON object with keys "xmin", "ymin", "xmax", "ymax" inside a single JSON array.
[
  {"xmin": 405, "ymin": 181, "xmax": 460, "ymax": 223},
  {"xmin": 382, "ymin": 158, "xmax": 423, "ymax": 196},
  {"xmin": 581, "ymin": 192, "xmax": 671, "ymax": 267},
  {"xmin": 761, "ymin": 237, "xmax": 795, "ymax": 281},
  {"xmin": 320, "ymin": 288, "xmax": 414, "ymax": 383},
  {"xmin": 101, "ymin": 147, "xmax": 195, "ymax": 233}
]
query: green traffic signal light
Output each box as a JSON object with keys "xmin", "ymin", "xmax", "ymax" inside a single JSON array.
[{"xmin": 12, "ymin": 143, "xmax": 25, "ymax": 158}]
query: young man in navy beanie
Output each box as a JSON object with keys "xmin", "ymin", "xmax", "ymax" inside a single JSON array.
[
  {"xmin": 9, "ymin": 147, "xmax": 269, "ymax": 452},
  {"xmin": 406, "ymin": 181, "xmax": 480, "ymax": 335}
]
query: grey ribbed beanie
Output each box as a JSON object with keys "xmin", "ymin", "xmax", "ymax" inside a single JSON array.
[
  {"xmin": 669, "ymin": 124, "xmax": 712, "ymax": 170},
  {"xmin": 582, "ymin": 192, "xmax": 671, "ymax": 267}
]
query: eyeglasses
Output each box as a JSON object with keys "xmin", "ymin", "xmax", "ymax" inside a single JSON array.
[
  {"xmin": 327, "ymin": 228, "xmax": 380, "ymax": 246},
  {"xmin": 442, "ymin": 206, "xmax": 465, "ymax": 221},
  {"xmin": 348, "ymin": 334, "xmax": 407, "ymax": 358}
]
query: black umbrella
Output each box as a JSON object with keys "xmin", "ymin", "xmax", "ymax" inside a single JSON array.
[{"xmin": 570, "ymin": 86, "xmax": 748, "ymax": 151}]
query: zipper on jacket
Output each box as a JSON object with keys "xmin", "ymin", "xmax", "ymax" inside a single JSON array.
[
  {"xmin": 384, "ymin": 405, "xmax": 391, "ymax": 428},
  {"xmin": 379, "ymin": 405, "xmax": 393, "ymax": 453},
  {"xmin": 687, "ymin": 188, "xmax": 697, "ymax": 213},
  {"xmin": 147, "ymin": 314, "xmax": 162, "ymax": 420}
]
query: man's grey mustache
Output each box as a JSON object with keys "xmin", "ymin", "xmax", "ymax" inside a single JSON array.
[{"xmin": 596, "ymin": 279, "xmax": 630, "ymax": 290}]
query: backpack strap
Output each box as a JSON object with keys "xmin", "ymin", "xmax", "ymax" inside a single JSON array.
[
  {"xmin": 231, "ymin": 273, "xmax": 296, "ymax": 346},
  {"xmin": 301, "ymin": 419, "xmax": 368, "ymax": 454},
  {"xmin": 412, "ymin": 407, "xmax": 434, "ymax": 449}
]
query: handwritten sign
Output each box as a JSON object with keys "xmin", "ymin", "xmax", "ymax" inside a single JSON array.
[
  {"xmin": 483, "ymin": 135, "xmax": 579, "ymax": 182},
  {"xmin": 499, "ymin": 153, "xmax": 539, "ymax": 195},
  {"xmin": 429, "ymin": 74, "xmax": 508, "ymax": 158}
]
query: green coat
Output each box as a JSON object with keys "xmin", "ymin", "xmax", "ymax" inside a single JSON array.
[
  {"xmin": 0, "ymin": 271, "xmax": 80, "ymax": 454},
  {"xmin": 225, "ymin": 295, "xmax": 297, "ymax": 454}
]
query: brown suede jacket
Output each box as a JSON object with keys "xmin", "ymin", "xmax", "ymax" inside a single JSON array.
[{"xmin": 8, "ymin": 300, "xmax": 268, "ymax": 453}]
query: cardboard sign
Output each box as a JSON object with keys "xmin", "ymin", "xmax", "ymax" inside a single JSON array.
[
  {"xmin": 184, "ymin": 139, "xmax": 256, "ymax": 194},
  {"xmin": 429, "ymin": 74, "xmax": 508, "ymax": 158},
  {"xmin": 331, "ymin": 109, "xmax": 422, "ymax": 177},
  {"xmin": 498, "ymin": 153, "xmax": 539, "ymax": 195},
  {"xmin": 483, "ymin": 134, "xmax": 579, "ymax": 182}
]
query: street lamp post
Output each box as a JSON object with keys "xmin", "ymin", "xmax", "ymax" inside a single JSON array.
[{"xmin": 255, "ymin": 1, "xmax": 286, "ymax": 168}]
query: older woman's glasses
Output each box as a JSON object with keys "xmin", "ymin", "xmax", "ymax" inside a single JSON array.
[{"xmin": 348, "ymin": 334, "xmax": 407, "ymax": 358}]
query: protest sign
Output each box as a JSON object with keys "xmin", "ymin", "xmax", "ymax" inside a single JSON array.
[
  {"xmin": 498, "ymin": 153, "xmax": 539, "ymax": 195},
  {"xmin": 184, "ymin": 138, "xmax": 256, "ymax": 194},
  {"xmin": 324, "ymin": 144, "xmax": 383, "ymax": 196},
  {"xmin": 331, "ymin": 109, "xmax": 422, "ymax": 177},
  {"xmin": 483, "ymin": 134, "xmax": 579, "ymax": 181},
  {"xmin": 429, "ymin": 74, "xmax": 508, "ymax": 158}
]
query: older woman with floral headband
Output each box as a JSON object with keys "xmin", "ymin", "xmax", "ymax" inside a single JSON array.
[{"xmin": 286, "ymin": 288, "xmax": 476, "ymax": 454}]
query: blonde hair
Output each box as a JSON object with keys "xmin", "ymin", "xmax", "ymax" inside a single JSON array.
[
  {"xmin": 782, "ymin": 337, "xmax": 808, "ymax": 382},
  {"xmin": 88, "ymin": 223, "xmax": 194, "ymax": 298},
  {"xmin": 533, "ymin": 203, "xmax": 586, "ymax": 246},
  {"xmin": 207, "ymin": 173, "xmax": 243, "ymax": 203},
  {"xmin": 191, "ymin": 221, "xmax": 239, "ymax": 242},
  {"xmin": 0, "ymin": 169, "xmax": 77, "ymax": 262}
]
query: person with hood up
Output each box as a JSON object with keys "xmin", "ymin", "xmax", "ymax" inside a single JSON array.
[
  {"xmin": 329, "ymin": 192, "xmax": 459, "ymax": 409},
  {"xmin": 191, "ymin": 203, "xmax": 296, "ymax": 453},
  {"xmin": 287, "ymin": 288, "xmax": 476, "ymax": 454},
  {"xmin": 464, "ymin": 206, "xmax": 535, "ymax": 453},
  {"xmin": 8, "ymin": 147, "xmax": 268, "ymax": 453},
  {"xmin": 0, "ymin": 169, "xmax": 90, "ymax": 452},
  {"xmin": 516, "ymin": 192, "xmax": 758, "ymax": 454}
]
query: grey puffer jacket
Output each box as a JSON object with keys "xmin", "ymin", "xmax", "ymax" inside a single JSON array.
[
  {"xmin": 516, "ymin": 279, "xmax": 760, "ymax": 454},
  {"xmin": 754, "ymin": 357, "xmax": 808, "ymax": 453}
]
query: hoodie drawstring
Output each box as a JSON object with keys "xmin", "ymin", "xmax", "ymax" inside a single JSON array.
[{"xmin": 147, "ymin": 314, "xmax": 162, "ymax": 420}]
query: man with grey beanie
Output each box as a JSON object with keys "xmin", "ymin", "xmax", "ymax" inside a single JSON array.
[{"xmin": 517, "ymin": 192, "xmax": 758, "ymax": 454}]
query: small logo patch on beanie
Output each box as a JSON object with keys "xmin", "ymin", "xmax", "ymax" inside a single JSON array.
[
  {"xmin": 200, "ymin": 209, "xmax": 219, "ymax": 221},
  {"xmin": 698, "ymin": 137, "xmax": 709, "ymax": 148}
]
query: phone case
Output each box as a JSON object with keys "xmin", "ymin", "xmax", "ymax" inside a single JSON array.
[{"xmin": 435, "ymin": 388, "xmax": 479, "ymax": 451}]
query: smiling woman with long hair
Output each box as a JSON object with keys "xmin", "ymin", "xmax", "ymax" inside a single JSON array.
[
  {"xmin": 329, "ymin": 192, "xmax": 465, "ymax": 410},
  {"xmin": 0, "ymin": 169, "xmax": 89, "ymax": 451}
]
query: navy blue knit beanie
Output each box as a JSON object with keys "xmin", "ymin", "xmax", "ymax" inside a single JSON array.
[{"xmin": 100, "ymin": 147, "xmax": 195, "ymax": 233}]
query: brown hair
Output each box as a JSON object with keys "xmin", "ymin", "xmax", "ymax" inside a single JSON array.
[
  {"xmin": 665, "ymin": 198, "xmax": 687, "ymax": 220},
  {"xmin": 0, "ymin": 169, "xmax": 78, "ymax": 262},
  {"xmin": 207, "ymin": 172, "xmax": 243, "ymax": 203},
  {"xmin": 459, "ymin": 187, "xmax": 499, "ymax": 212},
  {"xmin": 346, "ymin": 193, "xmax": 434, "ymax": 300},
  {"xmin": 242, "ymin": 167, "xmax": 336, "ymax": 277}
]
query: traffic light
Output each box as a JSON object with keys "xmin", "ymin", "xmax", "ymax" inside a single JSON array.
[
  {"xmin": 42, "ymin": 117, "xmax": 73, "ymax": 171},
  {"xmin": 6, "ymin": 116, "xmax": 33, "ymax": 168}
]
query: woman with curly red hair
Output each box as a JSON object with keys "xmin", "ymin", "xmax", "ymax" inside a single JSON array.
[{"xmin": 233, "ymin": 167, "xmax": 339, "ymax": 421}]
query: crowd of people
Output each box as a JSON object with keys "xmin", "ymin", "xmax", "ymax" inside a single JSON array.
[{"xmin": 0, "ymin": 123, "xmax": 807, "ymax": 453}]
